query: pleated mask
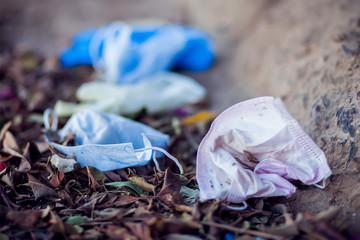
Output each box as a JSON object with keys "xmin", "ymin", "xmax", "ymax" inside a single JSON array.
[
  {"xmin": 43, "ymin": 109, "xmax": 182, "ymax": 173},
  {"xmin": 196, "ymin": 96, "xmax": 331, "ymax": 205}
]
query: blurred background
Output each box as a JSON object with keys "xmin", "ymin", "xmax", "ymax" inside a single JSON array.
[
  {"xmin": 1, "ymin": 0, "xmax": 356, "ymax": 117},
  {"xmin": 0, "ymin": 0, "xmax": 264, "ymax": 111}
]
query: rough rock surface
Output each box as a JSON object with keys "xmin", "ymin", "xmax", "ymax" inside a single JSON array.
[
  {"xmin": 1, "ymin": 0, "xmax": 360, "ymax": 233},
  {"xmin": 228, "ymin": 0, "xmax": 360, "ymax": 233},
  {"xmin": 183, "ymin": 0, "xmax": 360, "ymax": 233}
]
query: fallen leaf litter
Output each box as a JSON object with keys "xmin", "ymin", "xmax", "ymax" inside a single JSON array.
[{"xmin": 0, "ymin": 50, "xmax": 349, "ymax": 239}]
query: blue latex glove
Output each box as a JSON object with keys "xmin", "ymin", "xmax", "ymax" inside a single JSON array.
[{"xmin": 60, "ymin": 22, "xmax": 215, "ymax": 84}]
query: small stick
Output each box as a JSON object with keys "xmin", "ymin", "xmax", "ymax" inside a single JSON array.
[{"xmin": 203, "ymin": 221, "xmax": 284, "ymax": 240}]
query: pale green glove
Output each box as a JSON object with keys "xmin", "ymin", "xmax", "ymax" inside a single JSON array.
[{"xmin": 54, "ymin": 71, "xmax": 206, "ymax": 117}]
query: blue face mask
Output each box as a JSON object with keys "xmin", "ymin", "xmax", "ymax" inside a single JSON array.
[{"xmin": 43, "ymin": 109, "xmax": 182, "ymax": 173}]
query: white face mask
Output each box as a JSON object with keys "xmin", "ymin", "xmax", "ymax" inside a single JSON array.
[
  {"xmin": 196, "ymin": 97, "xmax": 331, "ymax": 204},
  {"xmin": 43, "ymin": 109, "xmax": 182, "ymax": 173}
]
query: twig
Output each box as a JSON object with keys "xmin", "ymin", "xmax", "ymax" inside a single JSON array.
[
  {"xmin": 203, "ymin": 221, "xmax": 284, "ymax": 240},
  {"xmin": 183, "ymin": 128, "xmax": 199, "ymax": 150},
  {"xmin": 0, "ymin": 185, "xmax": 18, "ymax": 209}
]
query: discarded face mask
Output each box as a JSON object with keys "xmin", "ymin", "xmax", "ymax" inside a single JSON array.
[
  {"xmin": 60, "ymin": 22, "xmax": 215, "ymax": 84},
  {"xmin": 44, "ymin": 109, "xmax": 183, "ymax": 173},
  {"xmin": 54, "ymin": 71, "xmax": 206, "ymax": 117},
  {"xmin": 196, "ymin": 96, "xmax": 332, "ymax": 204}
]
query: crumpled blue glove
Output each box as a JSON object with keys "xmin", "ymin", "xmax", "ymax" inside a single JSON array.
[{"xmin": 60, "ymin": 22, "xmax": 215, "ymax": 84}]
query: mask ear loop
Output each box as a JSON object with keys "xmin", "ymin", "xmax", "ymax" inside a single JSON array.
[
  {"xmin": 225, "ymin": 201, "xmax": 248, "ymax": 211},
  {"xmin": 43, "ymin": 108, "xmax": 58, "ymax": 131},
  {"xmin": 313, "ymin": 179, "xmax": 326, "ymax": 189},
  {"xmin": 151, "ymin": 151, "xmax": 162, "ymax": 173},
  {"xmin": 134, "ymin": 146, "xmax": 183, "ymax": 174}
]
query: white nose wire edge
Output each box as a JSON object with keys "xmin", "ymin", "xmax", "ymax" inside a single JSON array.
[{"xmin": 43, "ymin": 108, "xmax": 58, "ymax": 131}]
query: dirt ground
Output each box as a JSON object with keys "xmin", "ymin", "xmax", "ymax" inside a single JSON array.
[{"xmin": 1, "ymin": 0, "xmax": 360, "ymax": 235}]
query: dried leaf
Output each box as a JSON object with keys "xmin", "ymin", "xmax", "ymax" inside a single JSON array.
[
  {"xmin": 0, "ymin": 122, "xmax": 12, "ymax": 145},
  {"xmin": 49, "ymin": 173, "xmax": 61, "ymax": 188},
  {"xmin": 86, "ymin": 165, "xmax": 98, "ymax": 190},
  {"xmin": 181, "ymin": 111, "xmax": 217, "ymax": 125},
  {"xmin": 83, "ymin": 229, "xmax": 103, "ymax": 239},
  {"xmin": 148, "ymin": 217, "xmax": 201, "ymax": 236},
  {"xmin": 48, "ymin": 210, "xmax": 76, "ymax": 234},
  {"xmin": 94, "ymin": 208, "xmax": 123, "ymax": 219},
  {"xmin": 27, "ymin": 173, "xmax": 58, "ymax": 200},
  {"xmin": 180, "ymin": 186, "xmax": 199, "ymax": 205},
  {"xmin": 17, "ymin": 157, "xmax": 31, "ymax": 172},
  {"xmin": 104, "ymin": 171, "xmax": 122, "ymax": 182},
  {"xmin": 65, "ymin": 216, "xmax": 88, "ymax": 225},
  {"xmin": 58, "ymin": 189, "xmax": 74, "ymax": 205},
  {"xmin": 73, "ymin": 225, "xmax": 84, "ymax": 234},
  {"xmin": 313, "ymin": 221, "xmax": 348, "ymax": 240},
  {"xmin": 106, "ymin": 182, "xmax": 145, "ymax": 196},
  {"xmin": 128, "ymin": 175, "xmax": 155, "ymax": 192},
  {"xmin": 254, "ymin": 199, "xmax": 264, "ymax": 210},
  {"xmin": 3, "ymin": 131, "xmax": 19, "ymax": 152},
  {"xmin": 23, "ymin": 142, "xmax": 41, "ymax": 162},
  {"xmin": 156, "ymin": 169, "xmax": 183, "ymax": 205},
  {"xmin": 0, "ymin": 152, "xmax": 12, "ymax": 163},
  {"xmin": 0, "ymin": 233, "xmax": 9, "ymax": 240},
  {"xmin": 164, "ymin": 234, "xmax": 203, "ymax": 240},
  {"xmin": 9, "ymin": 142, "xmax": 33, "ymax": 172},
  {"xmin": 263, "ymin": 213, "xmax": 299, "ymax": 237},
  {"xmin": 3, "ymin": 138, "xmax": 22, "ymax": 159},
  {"xmin": 272, "ymin": 204, "xmax": 288, "ymax": 214},
  {"xmin": 106, "ymin": 225, "xmax": 135, "ymax": 240},
  {"xmin": 41, "ymin": 205, "xmax": 51, "ymax": 219},
  {"xmin": 87, "ymin": 165, "xmax": 107, "ymax": 181},
  {"xmin": 175, "ymin": 204, "xmax": 193, "ymax": 213},
  {"xmin": 114, "ymin": 196, "xmax": 141, "ymax": 207},
  {"xmin": 312, "ymin": 206, "xmax": 341, "ymax": 223},
  {"xmin": 77, "ymin": 194, "xmax": 104, "ymax": 211},
  {"xmin": 0, "ymin": 163, "xmax": 8, "ymax": 172},
  {"xmin": 1, "ymin": 173, "xmax": 11, "ymax": 186},
  {"xmin": 124, "ymin": 222, "xmax": 152, "ymax": 240},
  {"xmin": 6, "ymin": 209, "xmax": 42, "ymax": 228},
  {"xmin": 49, "ymin": 170, "xmax": 64, "ymax": 188}
]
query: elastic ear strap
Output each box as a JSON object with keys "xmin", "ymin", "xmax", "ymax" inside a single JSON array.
[
  {"xmin": 152, "ymin": 151, "xmax": 162, "ymax": 173},
  {"xmin": 313, "ymin": 179, "xmax": 326, "ymax": 189},
  {"xmin": 135, "ymin": 146, "xmax": 183, "ymax": 174},
  {"xmin": 226, "ymin": 201, "xmax": 248, "ymax": 211},
  {"xmin": 43, "ymin": 108, "xmax": 58, "ymax": 131}
]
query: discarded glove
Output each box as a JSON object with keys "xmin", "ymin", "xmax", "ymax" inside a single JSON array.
[
  {"xmin": 60, "ymin": 22, "xmax": 215, "ymax": 84},
  {"xmin": 45, "ymin": 109, "xmax": 182, "ymax": 172},
  {"xmin": 196, "ymin": 96, "xmax": 332, "ymax": 203},
  {"xmin": 54, "ymin": 71, "xmax": 206, "ymax": 117}
]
